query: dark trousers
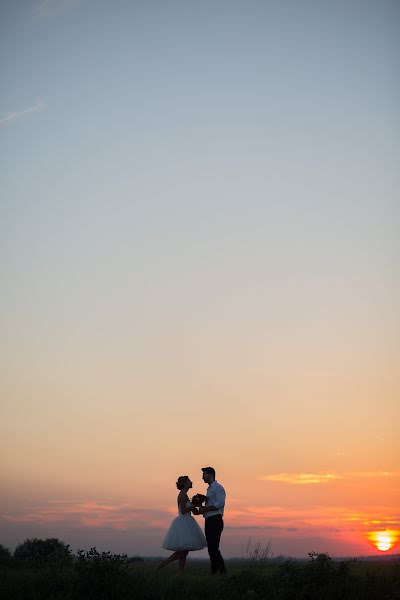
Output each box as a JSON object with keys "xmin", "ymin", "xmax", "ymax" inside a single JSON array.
[{"xmin": 205, "ymin": 515, "xmax": 227, "ymax": 574}]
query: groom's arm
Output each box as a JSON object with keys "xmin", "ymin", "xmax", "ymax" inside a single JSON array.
[
  {"xmin": 198, "ymin": 488, "xmax": 225, "ymax": 514},
  {"xmin": 198, "ymin": 504, "xmax": 218, "ymax": 514}
]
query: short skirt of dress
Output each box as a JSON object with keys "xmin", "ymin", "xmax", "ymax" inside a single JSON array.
[{"xmin": 162, "ymin": 514, "xmax": 207, "ymax": 551}]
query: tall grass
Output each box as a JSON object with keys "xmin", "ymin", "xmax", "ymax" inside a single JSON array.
[{"xmin": 1, "ymin": 548, "xmax": 399, "ymax": 599}]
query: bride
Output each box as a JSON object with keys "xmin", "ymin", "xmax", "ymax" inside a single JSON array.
[{"xmin": 156, "ymin": 475, "xmax": 206, "ymax": 572}]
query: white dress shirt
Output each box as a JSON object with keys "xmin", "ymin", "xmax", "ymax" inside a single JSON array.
[{"xmin": 204, "ymin": 480, "xmax": 226, "ymax": 518}]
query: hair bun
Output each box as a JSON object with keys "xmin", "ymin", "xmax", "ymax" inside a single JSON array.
[{"xmin": 176, "ymin": 475, "xmax": 189, "ymax": 490}]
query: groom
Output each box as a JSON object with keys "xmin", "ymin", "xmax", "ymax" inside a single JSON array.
[{"xmin": 193, "ymin": 466, "xmax": 227, "ymax": 575}]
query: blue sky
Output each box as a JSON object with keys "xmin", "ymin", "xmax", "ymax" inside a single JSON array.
[{"xmin": 2, "ymin": 0, "xmax": 399, "ymax": 378}]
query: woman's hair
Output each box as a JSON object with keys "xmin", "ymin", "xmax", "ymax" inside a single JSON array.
[{"xmin": 176, "ymin": 475, "xmax": 189, "ymax": 490}]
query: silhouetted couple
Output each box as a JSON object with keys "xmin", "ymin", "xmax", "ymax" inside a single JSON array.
[{"xmin": 157, "ymin": 467, "xmax": 227, "ymax": 575}]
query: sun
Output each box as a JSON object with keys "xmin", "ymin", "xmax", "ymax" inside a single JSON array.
[
  {"xmin": 375, "ymin": 533, "xmax": 392, "ymax": 552},
  {"xmin": 368, "ymin": 530, "xmax": 399, "ymax": 552}
]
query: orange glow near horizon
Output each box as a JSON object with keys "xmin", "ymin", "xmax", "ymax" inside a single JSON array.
[{"xmin": 368, "ymin": 530, "xmax": 399, "ymax": 553}]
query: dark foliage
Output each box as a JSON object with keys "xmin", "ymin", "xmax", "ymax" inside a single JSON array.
[
  {"xmin": 1, "ymin": 543, "xmax": 399, "ymax": 600},
  {"xmin": 75, "ymin": 547, "xmax": 130, "ymax": 599},
  {"xmin": 0, "ymin": 545, "xmax": 15, "ymax": 568},
  {"xmin": 14, "ymin": 538, "xmax": 72, "ymax": 569}
]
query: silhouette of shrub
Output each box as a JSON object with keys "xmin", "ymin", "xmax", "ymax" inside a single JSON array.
[
  {"xmin": 0, "ymin": 544, "xmax": 15, "ymax": 567},
  {"xmin": 14, "ymin": 538, "xmax": 72, "ymax": 569},
  {"xmin": 75, "ymin": 547, "xmax": 130, "ymax": 598}
]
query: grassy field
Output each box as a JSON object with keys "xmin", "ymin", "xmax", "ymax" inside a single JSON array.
[{"xmin": 1, "ymin": 553, "xmax": 399, "ymax": 600}]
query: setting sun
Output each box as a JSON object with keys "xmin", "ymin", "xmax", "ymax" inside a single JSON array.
[{"xmin": 368, "ymin": 530, "xmax": 399, "ymax": 553}]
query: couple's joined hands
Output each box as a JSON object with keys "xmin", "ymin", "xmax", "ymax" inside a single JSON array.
[{"xmin": 192, "ymin": 505, "xmax": 205, "ymax": 515}]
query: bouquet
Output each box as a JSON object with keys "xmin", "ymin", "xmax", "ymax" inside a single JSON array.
[{"xmin": 191, "ymin": 493, "xmax": 207, "ymax": 506}]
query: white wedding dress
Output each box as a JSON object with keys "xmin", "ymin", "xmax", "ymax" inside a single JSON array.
[{"xmin": 162, "ymin": 500, "xmax": 207, "ymax": 551}]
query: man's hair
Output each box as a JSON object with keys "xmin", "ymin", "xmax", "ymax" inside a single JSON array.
[{"xmin": 202, "ymin": 467, "xmax": 216, "ymax": 479}]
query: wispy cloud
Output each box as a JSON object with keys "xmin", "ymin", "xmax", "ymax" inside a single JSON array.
[
  {"xmin": 0, "ymin": 99, "xmax": 46, "ymax": 126},
  {"xmin": 4, "ymin": 499, "xmax": 398, "ymax": 536},
  {"xmin": 259, "ymin": 471, "xmax": 400, "ymax": 485},
  {"xmin": 225, "ymin": 504, "xmax": 400, "ymax": 537},
  {"xmin": 0, "ymin": 499, "xmax": 171, "ymax": 531},
  {"xmin": 32, "ymin": 0, "xmax": 82, "ymax": 20},
  {"xmin": 260, "ymin": 473, "xmax": 343, "ymax": 485}
]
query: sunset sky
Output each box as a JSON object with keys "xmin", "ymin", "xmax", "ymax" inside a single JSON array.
[{"xmin": 1, "ymin": 0, "xmax": 399, "ymax": 558}]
